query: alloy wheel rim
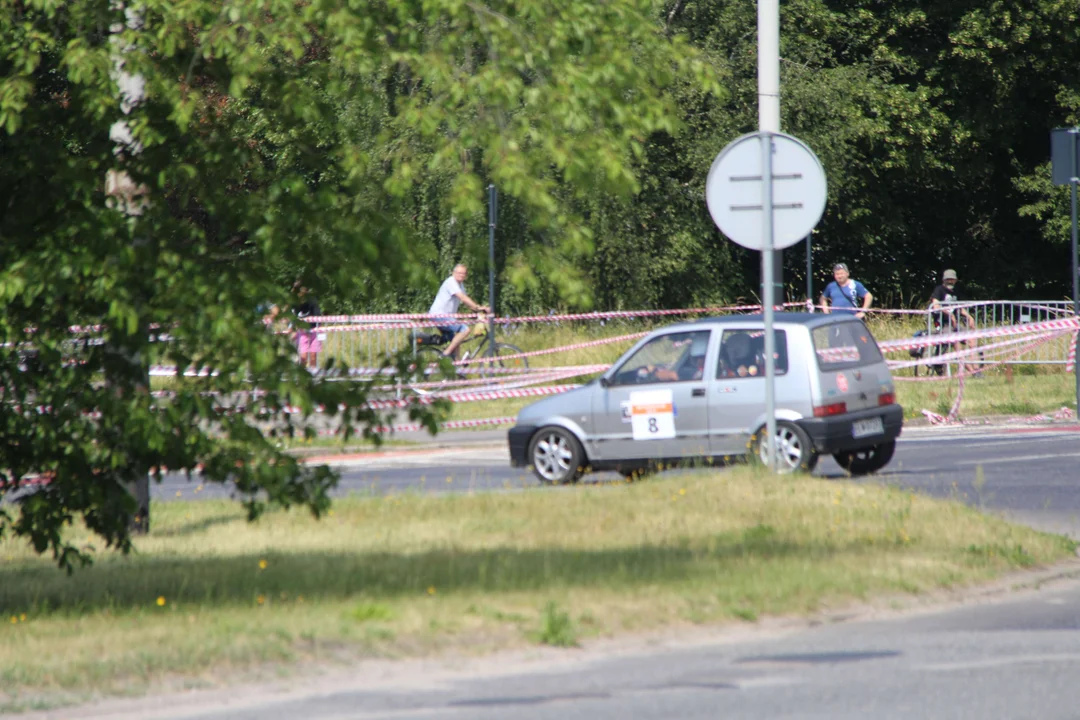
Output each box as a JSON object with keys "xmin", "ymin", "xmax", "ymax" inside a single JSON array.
[
  {"xmin": 759, "ymin": 426, "xmax": 803, "ymax": 471},
  {"xmin": 534, "ymin": 433, "xmax": 573, "ymax": 481}
]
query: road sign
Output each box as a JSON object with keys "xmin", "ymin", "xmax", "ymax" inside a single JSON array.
[
  {"xmin": 705, "ymin": 132, "xmax": 827, "ymax": 250},
  {"xmin": 1051, "ymin": 127, "xmax": 1080, "ymax": 416},
  {"xmin": 1052, "ymin": 128, "xmax": 1080, "ymax": 186}
]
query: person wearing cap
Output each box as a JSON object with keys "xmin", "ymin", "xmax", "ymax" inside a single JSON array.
[
  {"xmin": 820, "ymin": 263, "xmax": 873, "ymax": 318},
  {"xmin": 930, "ymin": 268, "xmax": 977, "ymax": 339}
]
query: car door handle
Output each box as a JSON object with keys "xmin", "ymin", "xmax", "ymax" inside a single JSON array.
[{"xmin": 692, "ymin": 388, "xmax": 706, "ymax": 397}]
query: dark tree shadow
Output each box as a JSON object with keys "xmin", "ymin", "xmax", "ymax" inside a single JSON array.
[
  {"xmin": 153, "ymin": 514, "xmax": 243, "ymax": 538},
  {"xmin": 0, "ymin": 529, "xmax": 906, "ymax": 614}
]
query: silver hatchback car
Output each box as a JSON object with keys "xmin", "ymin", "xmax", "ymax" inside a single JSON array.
[{"xmin": 508, "ymin": 313, "xmax": 903, "ymax": 483}]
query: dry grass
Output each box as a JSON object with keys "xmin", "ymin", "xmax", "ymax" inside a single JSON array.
[{"xmin": 0, "ymin": 468, "xmax": 1074, "ymax": 709}]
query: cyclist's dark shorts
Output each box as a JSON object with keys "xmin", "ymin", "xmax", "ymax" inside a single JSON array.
[{"xmin": 436, "ymin": 323, "xmax": 468, "ymax": 341}]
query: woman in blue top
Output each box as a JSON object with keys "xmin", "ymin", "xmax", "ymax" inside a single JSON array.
[{"xmin": 819, "ymin": 263, "xmax": 873, "ymax": 319}]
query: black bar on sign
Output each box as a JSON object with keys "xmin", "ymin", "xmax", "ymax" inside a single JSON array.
[
  {"xmin": 729, "ymin": 203, "xmax": 805, "ymax": 211},
  {"xmin": 730, "ymin": 173, "xmax": 804, "ymax": 182}
]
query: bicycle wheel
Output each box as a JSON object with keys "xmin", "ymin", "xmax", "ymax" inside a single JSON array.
[
  {"xmin": 414, "ymin": 343, "xmax": 448, "ymax": 376},
  {"xmin": 469, "ymin": 342, "xmax": 529, "ymax": 374}
]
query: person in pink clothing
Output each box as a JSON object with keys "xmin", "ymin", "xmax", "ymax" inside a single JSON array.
[{"xmin": 292, "ymin": 283, "xmax": 322, "ymax": 370}]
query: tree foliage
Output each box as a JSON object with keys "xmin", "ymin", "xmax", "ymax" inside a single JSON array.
[
  {"xmin": 4, "ymin": 0, "xmax": 1080, "ymax": 568},
  {"xmin": 0, "ymin": 0, "xmax": 716, "ymax": 568}
]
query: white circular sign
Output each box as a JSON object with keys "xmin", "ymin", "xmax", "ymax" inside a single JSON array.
[{"xmin": 705, "ymin": 132, "xmax": 827, "ymax": 251}]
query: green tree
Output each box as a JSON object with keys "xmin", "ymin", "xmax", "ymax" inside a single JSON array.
[{"xmin": 0, "ymin": 0, "xmax": 716, "ymax": 568}]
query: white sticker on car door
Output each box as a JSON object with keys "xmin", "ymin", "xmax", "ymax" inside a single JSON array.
[{"xmin": 629, "ymin": 389, "xmax": 676, "ymax": 440}]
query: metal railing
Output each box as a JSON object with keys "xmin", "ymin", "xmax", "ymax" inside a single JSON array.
[
  {"xmin": 925, "ymin": 300, "xmax": 1075, "ymax": 368},
  {"xmin": 316, "ymin": 320, "xmax": 415, "ymax": 370}
]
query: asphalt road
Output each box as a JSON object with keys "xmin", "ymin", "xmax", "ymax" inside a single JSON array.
[
  {"xmin": 46, "ymin": 572, "xmax": 1080, "ymax": 720},
  {"xmin": 158, "ymin": 424, "xmax": 1080, "ymax": 537}
]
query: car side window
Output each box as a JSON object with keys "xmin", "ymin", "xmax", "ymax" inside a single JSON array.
[
  {"xmin": 716, "ymin": 329, "xmax": 788, "ymax": 378},
  {"xmin": 610, "ymin": 331, "xmax": 711, "ymax": 386}
]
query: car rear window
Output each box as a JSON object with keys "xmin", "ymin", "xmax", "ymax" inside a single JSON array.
[{"xmin": 811, "ymin": 321, "xmax": 884, "ymax": 370}]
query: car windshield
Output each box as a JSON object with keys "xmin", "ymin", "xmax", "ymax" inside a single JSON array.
[
  {"xmin": 811, "ymin": 321, "xmax": 884, "ymax": 370},
  {"xmin": 611, "ymin": 330, "xmax": 710, "ymax": 385}
]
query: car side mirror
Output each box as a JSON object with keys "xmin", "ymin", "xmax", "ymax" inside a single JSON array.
[{"xmin": 599, "ymin": 376, "xmax": 611, "ymax": 388}]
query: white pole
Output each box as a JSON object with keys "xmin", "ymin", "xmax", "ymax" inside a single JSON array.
[
  {"xmin": 757, "ymin": 0, "xmax": 780, "ymax": 133},
  {"xmin": 758, "ymin": 0, "xmax": 780, "ymax": 470}
]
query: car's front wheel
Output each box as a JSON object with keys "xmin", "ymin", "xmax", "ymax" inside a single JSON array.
[
  {"xmin": 833, "ymin": 441, "xmax": 896, "ymax": 476},
  {"xmin": 529, "ymin": 427, "xmax": 586, "ymax": 485},
  {"xmin": 751, "ymin": 421, "xmax": 818, "ymax": 473}
]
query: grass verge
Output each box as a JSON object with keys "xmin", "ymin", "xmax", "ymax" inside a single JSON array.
[{"xmin": 1, "ymin": 469, "xmax": 1074, "ymax": 709}]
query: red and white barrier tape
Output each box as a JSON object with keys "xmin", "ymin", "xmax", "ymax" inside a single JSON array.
[
  {"xmin": 383, "ymin": 364, "xmax": 608, "ymax": 391},
  {"xmin": 1067, "ymin": 331, "xmax": 1077, "ymax": 373},
  {"xmin": 320, "ymin": 415, "xmax": 518, "ymax": 436},
  {"xmin": 887, "ymin": 331, "xmax": 1063, "ymax": 371},
  {"xmin": 879, "ymin": 317, "xmax": 1080, "ymax": 354},
  {"xmin": 150, "ymin": 366, "xmax": 219, "ymax": 378},
  {"xmin": 893, "ymin": 332, "xmax": 1061, "ymax": 382},
  {"xmin": 456, "ymin": 332, "xmax": 647, "ymax": 365},
  {"xmin": 358, "ymin": 384, "xmax": 579, "ymax": 412},
  {"xmin": 308, "ymin": 303, "xmax": 806, "ymax": 327}
]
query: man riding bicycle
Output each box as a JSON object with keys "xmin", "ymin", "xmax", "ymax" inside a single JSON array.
[
  {"xmin": 429, "ymin": 263, "xmax": 489, "ymax": 359},
  {"xmin": 930, "ymin": 269, "xmax": 976, "ymax": 336},
  {"xmin": 929, "ymin": 269, "xmax": 982, "ymax": 373}
]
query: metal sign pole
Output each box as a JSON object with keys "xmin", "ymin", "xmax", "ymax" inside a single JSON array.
[
  {"xmin": 806, "ymin": 234, "xmax": 812, "ymax": 308},
  {"xmin": 758, "ymin": 0, "xmax": 779, "ymax": 471},
  {"xmin": 1071, "ymin": 130, "xmax": 1079, "ymax": 414},
  {"xmin": 488, "ymin": 184, "xmax": 497, "ymax": 358},
  {"xmin": 761, "ymin": 133, "xmax": 777, "ymax": 471}
]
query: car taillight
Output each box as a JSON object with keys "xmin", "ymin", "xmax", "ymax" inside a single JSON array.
[
  {"xmin": 878, "ymin": 392, "xmax": 895, "ymax": 406},
  {"xmin": 813, "ymin": 402, "xmax": 847, "ymax": 417}
]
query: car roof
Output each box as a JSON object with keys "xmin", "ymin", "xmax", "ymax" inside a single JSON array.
[
  {"xmin": 694, "ymin": 312, "xmax": 858, "ymax": 328},
  {"xmin": 640, "ymin": 312, "xmax": 864, "ymax": 336}
]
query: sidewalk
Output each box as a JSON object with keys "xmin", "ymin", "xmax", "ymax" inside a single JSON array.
[{"xmin": 285, "ymin": 427, "xmax": 507, "ymax": 462}]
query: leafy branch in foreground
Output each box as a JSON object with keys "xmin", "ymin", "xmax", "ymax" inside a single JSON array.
[{"xmin": 0, "ymin": 0, "xmax": 716, "ymax": 569}]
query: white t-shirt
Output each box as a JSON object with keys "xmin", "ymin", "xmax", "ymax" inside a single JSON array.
[{"xmin": 429, "ymin": 276, "xmax": 466, "ymax": 316}]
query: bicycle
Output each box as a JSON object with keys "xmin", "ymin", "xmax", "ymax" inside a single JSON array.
[{"xmin": 412, "ymin": 321, "xmax": 529, "ymax": 374}]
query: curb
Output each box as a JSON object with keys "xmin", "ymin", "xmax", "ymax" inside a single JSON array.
[
  {"xmin": 293, "ymin": 443, "xmax": 506, "ymax": 466},
  {"xmin": 808, "ymin": 557, "xmax": 1080, "ymax": 627}
]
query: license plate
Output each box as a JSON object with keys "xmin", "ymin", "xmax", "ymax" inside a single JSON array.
[{"xmin": 852, "ymin": 417, "xmax": 884, "ymax": 438}]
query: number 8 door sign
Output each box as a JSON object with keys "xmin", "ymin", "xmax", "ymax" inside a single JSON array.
[{"xmin": 629, "ymin": 389, "xmax": 676, "ymax": 440}]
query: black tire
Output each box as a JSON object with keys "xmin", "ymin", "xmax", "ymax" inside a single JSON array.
[
  {"xmin": 750, "ymin": 421, "xmax": 818, "ymax": 474},
  {"xmin": 833, "ymin": 441, "xmax": 896, "ymax": 476},
  {"xmin": 528, "ymin": 426, "xmax": 586, "ymax": 485},
  {"xmin": 415, "ymin": 344, "xmax": 449, "ymax": 376}
]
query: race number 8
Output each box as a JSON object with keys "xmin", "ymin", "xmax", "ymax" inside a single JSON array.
[{"xmin": 648, "ymin": 418, "xmax": 658, "ymax": 433}]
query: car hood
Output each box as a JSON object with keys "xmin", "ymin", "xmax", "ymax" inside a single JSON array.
[{"xmin": 516, "ymin": 384, "xmax": 594, "ymax": 424}]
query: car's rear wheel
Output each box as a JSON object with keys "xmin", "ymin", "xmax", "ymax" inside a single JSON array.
[
  {"xmin": 751, "ymin": 421, "xmax": 818, "ymax": 474},
  {"xmin": 529, "ymin": 427, "xmax": 585, "ymax": 485},
  {"xmin": 833, "ymin": 441, "xmax": 896, "ymax": 476}
]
